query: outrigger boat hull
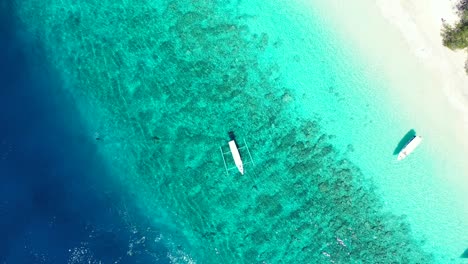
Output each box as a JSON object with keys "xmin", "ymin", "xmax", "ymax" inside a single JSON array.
[
  {"xmin": 220, "ymin": 134, "xmax": 254, "ymax": 175},
  {"xmin": 229, "ymin": 140, "xmax": 244, "ymax": 174},
  {"xmin": 397, "ymin": 135, "xmax": 423, "ymax": 161}
]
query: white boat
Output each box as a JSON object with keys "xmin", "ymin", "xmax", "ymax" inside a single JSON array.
[
  {"xmin": 397, "ymin": 135, "xmax": 423, "ymax": 161},
  {"xmin": 219, "ymin": 133, "xmax": 254, "ymax": 175},
  {"xmin": 228, "ymin": 140, "xmax": 244, "ymax": 174}
]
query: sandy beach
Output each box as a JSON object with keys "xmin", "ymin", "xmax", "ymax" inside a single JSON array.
[
  {"xmin": 309, "ymin": 0, "xmax": 468, "ymax": 122},
  {"xmin": 376, "ymin": 0, "xmax": 468, "ymax": 123}
]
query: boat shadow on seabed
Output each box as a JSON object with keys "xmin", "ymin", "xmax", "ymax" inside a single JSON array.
[
  {"xmin": 461, "ymin": 248, "xmax": 468, "ymax": 258},
  {"xmin": 393, "ymin": 129, "xmax": 416, "ymax": 155}
]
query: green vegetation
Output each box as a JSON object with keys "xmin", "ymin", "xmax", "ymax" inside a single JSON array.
[
  {"xmin": 442, "ymin": 20, "xmax": 468, "ymax": 50},
  {"xmin": 442, "ymin": 0, "xmax": 468, "ymax": 72}
]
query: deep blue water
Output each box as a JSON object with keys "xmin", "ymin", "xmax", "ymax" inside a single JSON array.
[{"xmin": 0, "ymin": 3, "xmax": 170, "ymax": 263}]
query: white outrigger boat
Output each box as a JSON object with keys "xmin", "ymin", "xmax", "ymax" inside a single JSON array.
[
  {"xmin": 228, "ymin": 140, "xmax": 244, "ymax": 174},
  {"xmin": 397, "ymin": 135, "xmax": 423, "ymax": 161},
  {"xmin": 220, "ymin": 132, "xmax": 254, "ymax": 175}
]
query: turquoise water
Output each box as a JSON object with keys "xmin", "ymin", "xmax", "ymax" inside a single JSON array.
[{"xmin": 12, "ymin": 0, "xmax": 461, "ymax": 262}]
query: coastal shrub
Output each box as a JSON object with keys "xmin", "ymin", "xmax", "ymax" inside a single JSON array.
[
  {"xmin": 456, "ymin": 0, "xmax": 468, "ymax": 17},
  {"xmin": 441, "ymin": 20, "xmax": 468, "ymax": 50},
  {"xmin": 442, "ymin": 0, "xmax": 468, "ymax": 73}
]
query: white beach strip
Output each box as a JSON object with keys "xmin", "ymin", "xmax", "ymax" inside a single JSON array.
[{"xmin": 376, "ymin": 0, "xmax": 468, "ymax": 121}]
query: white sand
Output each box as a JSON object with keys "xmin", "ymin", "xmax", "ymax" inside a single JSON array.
[{"xmin": 376, "ymin": 0, "xmax": 468, "ymax": 121}]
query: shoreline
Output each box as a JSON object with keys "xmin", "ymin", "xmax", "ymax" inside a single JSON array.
[
  {"xmin": 299, "ymin": 0, "xmax": 468, "ymax": 260},
  {"xmin": 375, "ymin": 0, "xmax": 468, "ymax": 205},
  {"xmin": 365, "ymin": 1, "xmax": 468, "ymax": 259},
  {"xmin": 375, "ymin": 0, "xmax": 468, "ymax": 195},
  {"xmin": 376, "ymin": 0, "xmax": 468, "ymax": 123}
]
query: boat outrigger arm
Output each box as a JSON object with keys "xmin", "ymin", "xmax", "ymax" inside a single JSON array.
[{"xmin": 220, "ymin": 138, "xmax": 254, "ymax": 175}]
